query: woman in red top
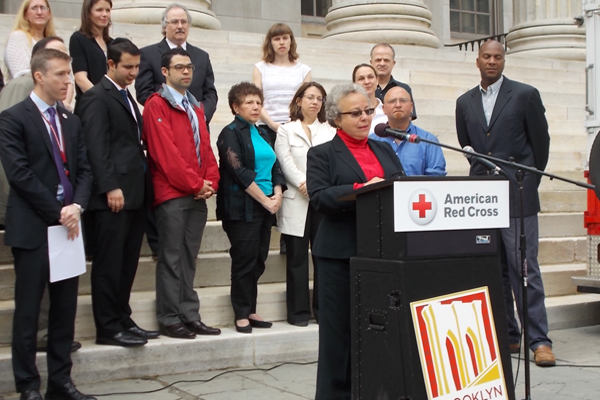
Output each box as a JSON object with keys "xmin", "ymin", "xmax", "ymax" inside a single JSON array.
[{"xmin": 306, "ymin": 83, "xmax": 404, "ymax": 399}]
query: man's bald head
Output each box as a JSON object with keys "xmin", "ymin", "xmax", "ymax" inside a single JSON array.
[
  {"xmin": 382, "ymin": 86, "xmax": 413, "ymax": 130},
  {"xmin": 476, "ymin": 40, "xmax": 505, "ymax": 89}
]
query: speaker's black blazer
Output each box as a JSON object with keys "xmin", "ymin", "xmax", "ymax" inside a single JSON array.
[{"xmin": 307, "ymin": 134, "xmax": 404, "ymax": 259}]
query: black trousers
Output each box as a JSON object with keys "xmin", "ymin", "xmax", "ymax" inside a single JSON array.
[
  {"xmin": 90, "ymin": 206, "xmax": 146, "ymax": 337},
  {"xmin": 12, "ymin": 243, "xmax": 78, "ymax": 393},
  {"xmin": 283, "ymin": 205, "xmax": 321, "ymax": 324},
  {"xmin": 315, "ymin": 256, "xmax": 351, "ymax": 400},
  {"xmin": 222, "ymin": 206, "xmax": 273, "ymax": 320}
]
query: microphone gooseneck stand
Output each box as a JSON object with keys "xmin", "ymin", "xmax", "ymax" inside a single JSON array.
[{"xmin": 378, "ymin": 128, "xmax": 594, "ymax": 400}]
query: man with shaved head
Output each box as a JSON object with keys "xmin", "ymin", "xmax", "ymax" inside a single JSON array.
[
  {"xmin": 455, "ymin": 40, "xmax": 553, "ymax": 367},
  {"xmin": 370, "ymin": 86, "xmax": 445, "ymax": 176}
]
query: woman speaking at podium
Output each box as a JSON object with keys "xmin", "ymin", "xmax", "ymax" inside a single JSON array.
[{"xmin": 306, "ymin": 83, "xmax": 404, "ymax": 399}]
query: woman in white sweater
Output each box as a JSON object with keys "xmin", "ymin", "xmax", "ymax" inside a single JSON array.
[
  {"xmin": 252, "ymin": 23, "xmax": 312, "ymax": 144},
  {"xmin": 275, "ymin": 81, "xmax": 335, "ymax": 326},
  {"xmin": 4, "ymin": 0, "xmax": 56, "ymax": 79}
]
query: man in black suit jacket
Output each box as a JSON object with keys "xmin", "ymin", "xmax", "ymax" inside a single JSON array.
[
  {"xmin": 455, "ymin": 40, "xmax": 554, "ymax": 367},
  {"xmin": 0, "ymin": 49, "xmax": 94, "ymax": 400},
  {"xmin": 78, "ymin": 39, "xmax": 159, "ymax": 348},
  {"xmin": 135, "ymin": 3, "xmax": 217, "ymax": 122}
]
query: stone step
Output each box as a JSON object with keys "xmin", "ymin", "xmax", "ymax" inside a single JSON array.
[
  {"xmin": 0, "ymin": 219, "xmax": 584, "ymax": 301},
  {"xmin": 0, "ymin": 282, "xmax": 302, "ymax": 345},
  {"xmin": 0, "ymin": 259, "xmax": 587, "ymax": 345},
  {"xmin": 539, "ymin": 236, "xmax": 587, "ymax": 265},
  {"xmin": 0, "ymin": 249, "xmax": 287, "ymax": 302},
  {"xmin": 0, "ymin": 291, "xmax": 598, "ymax": 396},
  {"xmin": 542, "ymin": 263, "xmax": 586, "ymax": 296},
  {"xmin": 546, "ymin": 293, "xmax": 600, "ymax": 330},
  {"xmin": 538, "ymin": 213, "xmax": 586, "ymax": 238},
  {"xmin": 0, "ymin": 321, "xmax": 319, "ymax": 395},
  {"xmin": 539, "ymin": 190, "xmax": 587, "ymax": 213}
]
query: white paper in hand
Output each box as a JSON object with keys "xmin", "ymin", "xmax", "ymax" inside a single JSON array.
[{"xmin": 47, "ymin": 221, "xmax": 86, "ymax": 283}]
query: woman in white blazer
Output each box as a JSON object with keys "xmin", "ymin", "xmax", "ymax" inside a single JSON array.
[{"xmin": 275, "ymin": 81, "xmax": 336, "ymax": 326}]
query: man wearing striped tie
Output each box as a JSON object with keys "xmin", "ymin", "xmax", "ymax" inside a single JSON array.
[
  {"xmin": 142, "ymin": 47, "xmax": 221, "ymax": 339},
  {"xmin": 78, "ymin": 38, "xmax": 159, "ymax": 348}
]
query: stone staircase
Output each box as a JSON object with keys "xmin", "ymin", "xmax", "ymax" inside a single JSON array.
[{"xmin": 0, "ymin": 14, "xmax": 598, "ymax": 395}]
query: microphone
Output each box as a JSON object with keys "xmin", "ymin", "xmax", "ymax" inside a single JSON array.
[
  {"xmin": 462, "ymin": 146, "xmax": 501, "ymax": 174},
  {"xmin": 374, "ymin": 123, "xmax": 421, "ymax": 143}
]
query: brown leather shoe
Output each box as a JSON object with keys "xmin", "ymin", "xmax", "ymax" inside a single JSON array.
[
  {"xmin": 534, "ymin": 345, "xmax": 556, "ymax": 367},
  {"xmin": 509, "ymin": 343, "xmax": 520, "ymax": 354},
  {"xmin": 160, "ymin": 323, "xmax": 196, "ymax": 339},
  {"xmin": 185, "ymin": 320, "xmax": 221, "ymax": 335}
]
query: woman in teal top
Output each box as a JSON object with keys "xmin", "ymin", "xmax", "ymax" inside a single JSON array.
[{"xmin": 216, "ymin": 82, "xmax": 287, "ymax": 333}]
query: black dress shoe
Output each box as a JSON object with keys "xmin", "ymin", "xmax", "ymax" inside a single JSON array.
[
  {"xmin": 235, "ymin": 320, "xmax": 252, "ymax": 334},
  {"xmin": 96, "ymin": 331, "xmax": 147, "ymax": 347},
  {"xmin": 159, "ymin": 323, "xmax": 196, "ymax": 339},
  {"xmin": 37, "ymin": 341, "xmax": 82, "ymax": 353},
  {"xmin": 249, "ymin": 318, "xmax": 273, "ymax": 328},
  {"xmin": 288, "ymin": 319, "xmax": 309, "ymax": 327},
  {"xmin": 20, "ymin": 389, "xmax": 43, "ymax": 400},
  {"xmin": 185, "ymin": 320, "xmax": 221, "ymax": 335},
  {"xmin": 128, "ymin": 325, "xmax": 160, "ymax": 339},
  {"xmin": 44, "ymin": 381, "xmax": 97, "ymax": 400}
]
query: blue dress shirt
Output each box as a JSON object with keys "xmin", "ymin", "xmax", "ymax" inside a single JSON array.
[{"xmin": 369, "ymin": 122, "xmax": 446, "ymax": 176}]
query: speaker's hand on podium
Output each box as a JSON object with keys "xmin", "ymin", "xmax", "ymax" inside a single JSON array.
[{"xmin": 364, "ymin": 177, "xmax": 384, "ymax": 186}]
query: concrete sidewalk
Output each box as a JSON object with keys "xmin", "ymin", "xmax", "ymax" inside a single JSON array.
[{"xmin": 2, "ymin": 325, "xmax": 600, "ymax": 400}]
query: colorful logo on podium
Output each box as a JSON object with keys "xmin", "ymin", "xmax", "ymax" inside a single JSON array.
[
  {"xmin": 409, "ymin": 189, "xmax": 437, "ymax": 225},
  {"xmin": 411, "ymin": 287, "xmax": 508, "ymax": 400}
]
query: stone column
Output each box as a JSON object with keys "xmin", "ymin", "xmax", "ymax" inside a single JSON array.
[
  {"xmin": 506, "ymin": 0, "xmax": 584, "ymax": 60},
  {"xmin": 324, "ymin": 0, "xmax": 440, "ymax": 48},
  {"xmin": 111, "ymin": 0, "xmax": 221, "ymax": 30}
]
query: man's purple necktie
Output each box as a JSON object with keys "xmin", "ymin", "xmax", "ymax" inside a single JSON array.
[{"xmin": 46, "ymin": 107, "xmax": 73, "ymax": 205}]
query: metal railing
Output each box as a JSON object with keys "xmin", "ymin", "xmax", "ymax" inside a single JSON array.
[{"xmin": 445, "ymin": 33, "xmax": 508, "ymax": 51}]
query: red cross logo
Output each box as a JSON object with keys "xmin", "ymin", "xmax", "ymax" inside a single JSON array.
[{"xmin": 412, "ymin": 194, "xmax": 432, "ymax": 218}]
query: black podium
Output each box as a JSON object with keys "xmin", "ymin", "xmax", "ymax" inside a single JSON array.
[{"xmin": 348, "ymin": 177, "xmax": 515, "ymax": 400}]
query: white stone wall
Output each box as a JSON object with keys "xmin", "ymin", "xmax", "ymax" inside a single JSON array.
[
  {"xmin": 4, "ymin": 0, "xmax": 82, "ymax": 19},
  {"xmin": 212, "ymin": 0, "xmax": 302, "ymax": 35}
]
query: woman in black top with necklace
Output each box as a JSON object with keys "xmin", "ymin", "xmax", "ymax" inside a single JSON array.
[{"xmin": 70, "ymin": 0, "xmax": 112, "ymax": 114}]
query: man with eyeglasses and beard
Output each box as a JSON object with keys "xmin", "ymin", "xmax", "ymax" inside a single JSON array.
[
  {"xmin": 369, "ymin": 86, "xmax": 446, "ymax": 176},
  {"xmin": 142, "ymin": 47, "xmax": 221, "ymax": 340}
]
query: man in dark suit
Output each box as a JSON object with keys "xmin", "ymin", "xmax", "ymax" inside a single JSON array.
[
  {"xmin": 0, "ymin": 49, "xmax": 94, "ymax": 400},
  {"xmin": 135, "ymin": 3, "xmax": 218, "ymax": 122},
  {"xmin": 78, "ymin": 38, "xmax": 159, "ymax": 348},
  {"xmin": 0, "ymin": 36, "xmax": 84, "ymax": 355},
  {"xmin": 455, "ymin": 40, "xmax": 554, "ymax": 367}
]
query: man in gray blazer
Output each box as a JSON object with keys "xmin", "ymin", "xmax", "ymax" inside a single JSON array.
[
  {"xmin": 135, "ymin": 3, "xmax": 218, "ymax": 122},
  {"xmin": 455, "ymin": 40, "xmax": 554, "ymax": 367}
]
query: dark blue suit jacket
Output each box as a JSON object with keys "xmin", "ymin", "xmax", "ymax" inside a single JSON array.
[
  {"xmin": 455, "ymin": 76, "xmax": 550, "ymax": 217},
  {"xmin": 0, "ymin": 96, "xmax": 92, "ymax": 249}
]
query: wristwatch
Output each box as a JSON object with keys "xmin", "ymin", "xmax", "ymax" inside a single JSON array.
[{"xmin": 72, "ymin": 203, "xmax": 84, "ymax": 214}]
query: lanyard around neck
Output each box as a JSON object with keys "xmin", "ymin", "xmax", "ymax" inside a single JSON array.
[{"xmin": 40, "ymin": 110, "xmax": 67, "ymax": 164}]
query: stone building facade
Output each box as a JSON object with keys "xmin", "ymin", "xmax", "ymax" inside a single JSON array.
[{"xmin": 0, "ymin": 0, "xmax": 587, "ymax": 60}]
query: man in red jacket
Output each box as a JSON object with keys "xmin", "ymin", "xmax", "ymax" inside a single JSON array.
[{"xmin": 142, "ymin": 47, "xmax": 221, "ymax": 339}]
